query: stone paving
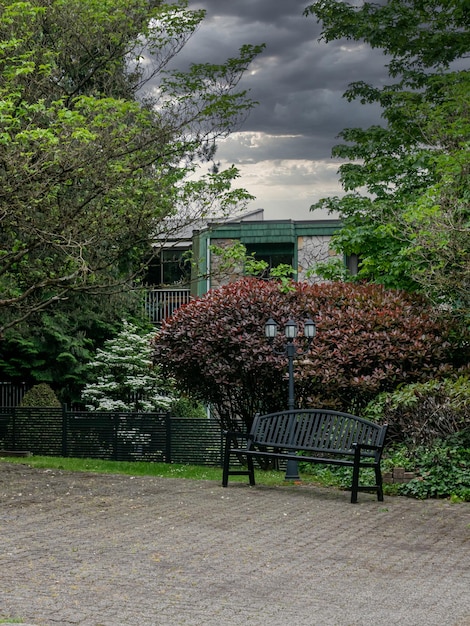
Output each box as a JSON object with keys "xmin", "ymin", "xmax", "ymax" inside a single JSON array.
[{"xmin": 0, "ymin": 462, "xmax": 469, "ymax": 626}]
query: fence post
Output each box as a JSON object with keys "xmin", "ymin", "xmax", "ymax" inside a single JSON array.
[
  {"xmin": 165, "ymin": 412, "xmax": 172, "ymax": 463},
  {"xmin": 12, "ymin": 407, "xmax": 17, "ymax": 451},
  {"xmin": 113, "ymin": 413, "xmax": 120, "ymax": 461},
  {"xmin": 62, "ymin": 405, "xmax": 68, "ymax": 457},
  {"xmin": 219, "ymin": 427, "xmax": 224, "ymax": 468}
]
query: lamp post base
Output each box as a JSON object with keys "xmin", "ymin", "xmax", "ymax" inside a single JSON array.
[{"xmin": 284, "ymin": 459, "xmax": 301, "ymax": 481}]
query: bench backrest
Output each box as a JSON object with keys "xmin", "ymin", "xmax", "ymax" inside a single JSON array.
[{"xmin": 249, "ymin": 409, "xmax": 386, "ymax": 456}]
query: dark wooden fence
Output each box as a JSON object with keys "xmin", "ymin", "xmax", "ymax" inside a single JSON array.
[{"xmin": 0, "ymin": 407, "xmax": 224, "ymax": 466}]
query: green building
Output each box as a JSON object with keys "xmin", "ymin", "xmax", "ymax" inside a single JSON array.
[{"xmin": 145, "ymin": 209, "xmax": 341, "ymax": 323}]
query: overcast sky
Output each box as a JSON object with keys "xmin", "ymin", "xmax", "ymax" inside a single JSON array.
[{"xmin": 173, "ymin": 0, "xmax": 389, "ymax": 220}]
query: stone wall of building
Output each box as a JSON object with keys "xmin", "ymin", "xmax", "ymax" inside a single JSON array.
[
  {"xmin": 297, "ymin": 235, "xmax": 339, "ymax": 282},
  {"xmin": 209, "ymin": 238, "xmax": 244, "ymax": 289}
]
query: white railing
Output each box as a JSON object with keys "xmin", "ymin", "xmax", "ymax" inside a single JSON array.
[{"xmin": 144, "ymin": 288, "xmax": 191, "ymax": 324}]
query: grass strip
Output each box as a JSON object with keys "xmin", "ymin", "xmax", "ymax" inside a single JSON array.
[
  {"xmin": 0, "ymin": 455, "xmax": 294, "ymax": 485},
  {"xmin": 0, "ymin": 455, "xmax": 352, "ymax": 489}
]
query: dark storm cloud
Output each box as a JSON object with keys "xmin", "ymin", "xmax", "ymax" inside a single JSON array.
[
  {"xmin": 182, "ymin": 0, "xmax": 386, "ymax": 150},
  {"xmin": 176, "ymin": 0, "xmax": 390, "ymax": 217}
]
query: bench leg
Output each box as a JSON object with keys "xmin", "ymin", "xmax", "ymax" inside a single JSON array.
[
  {"xmin": 222, "ymin": 455, "xmax": 256, "ymax": 487},
  {"xmin": 375, "ymin": 465, "xmax": 384, "ymax": 502},
  {"xmin": 247, "ymin": 455, "xmax": 255, "ymax": 486},
  {"xmin": 351, "ymin": 460, "xmax": 360, "ymax": 504},
  {"xmin": 222, "ymin": 433, "xmax": 256, "ymax": 487},
  {"xmin": 222, "ymin": 441, "xmax": 231, "ymax": 487},
  {"xmin": 351, "ymin": 443, "xmax": 361, "ymax": 503}
]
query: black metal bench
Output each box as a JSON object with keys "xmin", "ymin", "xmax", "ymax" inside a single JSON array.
[{"xmin": 222, "ymin": 409, "xmax": 388, "ymax": 503}]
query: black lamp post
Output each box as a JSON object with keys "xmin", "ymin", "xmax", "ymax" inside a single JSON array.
[{"xmin": 264, "ymin": 316, "xmax": 316, "ymax": 480}]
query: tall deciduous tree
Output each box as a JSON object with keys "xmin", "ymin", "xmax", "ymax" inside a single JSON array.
[
  {"xmin": 0, "ymin": 0, "xmax": 262, "ymax": 335},
  {"xmin": 305, "ymin": 0, "xmax": 470, "ymax": 317}
]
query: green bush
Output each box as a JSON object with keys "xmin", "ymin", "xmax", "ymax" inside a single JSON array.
[
  {"xmin": 170, "ymin": 397, "xmax": 207, "ymax": 418},
  {"xmin": 367, "ymin": 378, "xmax": 470, "ymax": 501},
  {"xmin": 364, "ymin": 377, "xmax": 470, "ymax": 446},
  {"xmin": 396, "ymin": 434, "xmax": 470, "ymax": 501},
  {"xmin": 19, "ymin": 383, "xmax": 61, "ymax": 407},
  {"xmin": 298, "ymin": 433, "xmax": 470, "ymax": 501}
]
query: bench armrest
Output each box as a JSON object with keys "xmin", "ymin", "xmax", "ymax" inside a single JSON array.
[{"xmin": 352, "ymin": 442, "xmax": 383, "ymax": 452}]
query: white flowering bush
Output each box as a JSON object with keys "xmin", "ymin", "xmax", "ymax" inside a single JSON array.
[{"xmin": 82, "ymin": 321, "xmax": 173, "ymax": 412}]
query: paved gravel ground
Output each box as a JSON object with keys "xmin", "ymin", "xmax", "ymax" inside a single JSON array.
[{"xmin": 0, "ymin": 462, "xmax": 469, "ymax": 626}]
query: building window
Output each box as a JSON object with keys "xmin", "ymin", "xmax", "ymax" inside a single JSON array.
[
  {"xmin": 245, "ymin": 242, "xmax": 294, "ymax": 277},
  {"xmin": 145, "ymin": 249, "xmax": 191, "ymax": 287}
]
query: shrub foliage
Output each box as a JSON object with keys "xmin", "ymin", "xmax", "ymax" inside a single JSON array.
[
  {"xmin": 398, "ymin": 436, "xmax": 470, "ymax": 501},
  {"xmin": 152, "ymin": 278, "xmax": 466, "ymax": 431},
  {"xmin": 364, "ymin": 377, "xmax": 470, "ymax": 447},
  {"xmin": 20, "ymin": 383, "xmax": 61, "ymax": 408}
]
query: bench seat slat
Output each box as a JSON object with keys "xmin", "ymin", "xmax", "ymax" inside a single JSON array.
[{"xmin": 229, "ymin": 447, "xmax": 378, "ymax": 467}]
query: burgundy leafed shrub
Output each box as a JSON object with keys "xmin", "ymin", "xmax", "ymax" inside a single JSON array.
[{"xmin": 152, "ymin": 278, "xmax": 465, "ymax": 431}]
